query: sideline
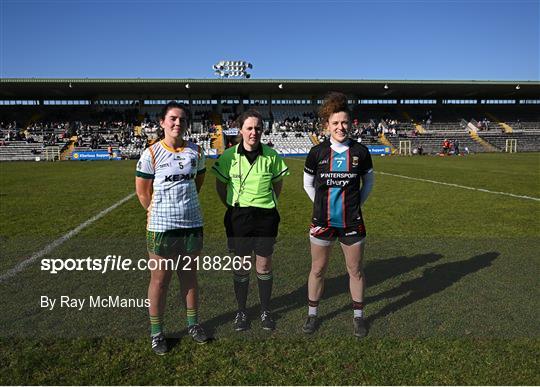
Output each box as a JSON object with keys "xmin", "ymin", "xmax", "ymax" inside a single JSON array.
[
  {"xmin": 377, "ymin": 171, "xmax": 540, "ymax": 202},
  {"xmin": 285, "ymin": 157, "xmax": 540, "ymax": 202},
  {"xmin": 0, "ymin": 193, "xmax": 136, "ymax": 283}
]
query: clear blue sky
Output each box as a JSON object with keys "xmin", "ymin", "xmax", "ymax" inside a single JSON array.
[{"xmin": 1, "ymin": 0, "xmax": 538, "ymax": 80}]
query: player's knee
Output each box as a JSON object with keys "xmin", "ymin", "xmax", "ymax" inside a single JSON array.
[
  {"xmin": 347, "ymin": 267, "xmax": 363, "ymax": 280},
  {"xmin": 256, "ymin": 263, "xmax": 271, "ymax": 274},
  {"xmin": 311, "ymin": 266, "xmax": 326, "ymax": 279},
  {"xmin": 151, "ymin": 277, "xmax": 170, "ymax": 291},
  {"xmin": 255, "ymin": 256, "xmax": 272, "ymax": 273}
]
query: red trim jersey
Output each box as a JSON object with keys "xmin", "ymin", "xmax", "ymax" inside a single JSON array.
[{"xmin": 304, "ymin": 140, "xmax": 373, "ymax": 228}]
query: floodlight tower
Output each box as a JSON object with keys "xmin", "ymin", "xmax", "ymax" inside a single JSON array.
[{"xmin": 213, "ymin": 60, "xmax": 253, "ymax": 79}]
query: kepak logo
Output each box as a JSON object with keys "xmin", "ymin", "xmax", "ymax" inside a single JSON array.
[{"xmin": 164, "ymin": 173, "xmax": 195, "ymax": 182}]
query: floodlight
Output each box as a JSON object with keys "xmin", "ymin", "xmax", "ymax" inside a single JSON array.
[{"xmin": 212, "ymin": 60, "xmax": 253, "ymax": 78}]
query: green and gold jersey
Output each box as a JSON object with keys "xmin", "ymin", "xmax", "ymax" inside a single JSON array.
[{"xmin": 136, "ymin": 140, "xmax": 205, "ymax": 231}]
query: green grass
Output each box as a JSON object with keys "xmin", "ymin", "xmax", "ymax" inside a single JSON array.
[{"xmin": 0, "ymin": 153, "xmax": 539, "ymax": 385}]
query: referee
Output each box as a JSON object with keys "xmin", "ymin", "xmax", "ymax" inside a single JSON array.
[{"xmin": 211, "ymin": 110, "xmax": 289, "ymax": 331}]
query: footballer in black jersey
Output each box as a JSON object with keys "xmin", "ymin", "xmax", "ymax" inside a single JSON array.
[
  {"xmin": 302, "ymin": 92, "xmax": 374, "ymax": 338},
  {"xmin": 304, "ymin": 139, "xmax": 373, "ymax": 230}
]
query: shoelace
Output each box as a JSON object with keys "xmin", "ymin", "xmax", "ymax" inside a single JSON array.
[
  {"xmin": 189, "ymin": 325, "xmax": 202, "ymax": 335},
  {"xmin": 151, "ymin": 335, "xmax": 164, "ymax": 347},
  {"xmin": 235, "ymin": 312, "xmax": 247, "ymax": 323},
  {"xmin": 261, "ymin": 311, "xmax": 272, "ymax": 320}
]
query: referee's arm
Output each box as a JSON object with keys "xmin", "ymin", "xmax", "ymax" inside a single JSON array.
[
  {"xmin": 215, "ymin": 180, "xmax": 228, "ymax": 207},
  {"xmin": 272, "ymin": 180, "xmax": 283, "ymax": 198}
]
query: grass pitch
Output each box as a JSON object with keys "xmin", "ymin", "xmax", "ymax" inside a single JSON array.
[{"xmin": 0, "ymin": 153, "xmax": 539, "ymax": 384}]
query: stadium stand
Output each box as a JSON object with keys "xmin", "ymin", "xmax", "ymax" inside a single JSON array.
[
  {"xmin": 2, "ymin": 106, "xmax": 539, "ymax": 161},
  {"xmin": 261, "ymin": 132, "xmax": 313, "ymax": 155},
  {"xmin": 479, "ymin": 132, "xmax": 540, "ymax": 152},
  {"xmin": 0, "ymin": 141, "xmax": 45, "ymax": 161},
  {"xmin": 1, "ymin": 79, "xmax": 539, "ymax": 160}
]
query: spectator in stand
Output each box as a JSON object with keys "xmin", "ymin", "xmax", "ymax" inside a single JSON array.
[
  {"xmin": 453, "ymin": 139, "xmax": 460, "ymax": 155},
  {"xmin": 442, "ymin": 139, "xmax": 451, "ymax": 154}
]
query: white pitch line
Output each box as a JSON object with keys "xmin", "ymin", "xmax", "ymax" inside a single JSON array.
[
  {"xmin": 285, "ymin": 157, "xmax": 540, "ymax": 202},
  {"xmin": 0, "ymin": 192, "xmax": 136, "ymax": 283},
  {"xmin": 377, "ymin": 171, "xmax": 540, "ymax": 202}
]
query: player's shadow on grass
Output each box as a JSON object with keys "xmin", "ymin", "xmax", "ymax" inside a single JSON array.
[
  {"xmin": 272, "ymin": 252, "xmax": 445, "ymax": 318},
  {"xmin": 365, "ymin": 251, "xmax": 499, "ymax": 325},
  {"xmin": 168, "ymin": 252, "xmax": 443, "ymax": 340},
  {"xmin": 323, "ymin": 251, "xmax": 499, "ymax": 327}
]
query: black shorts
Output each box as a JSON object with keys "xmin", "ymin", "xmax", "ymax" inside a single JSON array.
[
  {"xmin": 309, "ymin": 224, "xmax": 366, "ymax": 246},
  {"xmin": 225, "ymin": 206, "xmax": 280, "ymax": 257}
]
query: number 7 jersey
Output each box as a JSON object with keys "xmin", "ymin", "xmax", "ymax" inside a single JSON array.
[{"xmin": 304, "ymin": 140, "xmax": 373, "ymax": 228}]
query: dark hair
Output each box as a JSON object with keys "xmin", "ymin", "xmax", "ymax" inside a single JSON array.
[
  {"xmin": 156, "ymin": 101, "xmax": 191, "ymax": 141},
  {"xmin": 159, "ymin": 101, "xmax": 191, "ymax": 124},
  {"xmin": 318, "ymin": 92, "xmax": 350, "ymax": 123},
  {"xmin": 236, "ymin": 109, "xmax": 263, "ymax": 129}
]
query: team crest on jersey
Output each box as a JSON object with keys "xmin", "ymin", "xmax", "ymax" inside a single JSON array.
[{"xmin": 352, "ymin": 156, "xmax": 359, "ymax": 167}]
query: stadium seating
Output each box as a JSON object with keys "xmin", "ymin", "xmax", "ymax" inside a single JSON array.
[
  {"xmin": 261, "ymin": 132, "xmax": 313, "ymax": 155},
  {"xmin": 0, "ymin": 141, "xmax": 46, "ymax": 161},
  {"xmin": 479, "ymin": 132, "xmax": 540, "ymax": 152},
  {"xmin": 386, "ymin": 133, "xmax": 485, "ymax": 155},
  {"xmin": 1, "ymin": 103, "xmax": 540, "ymax": 161}
]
